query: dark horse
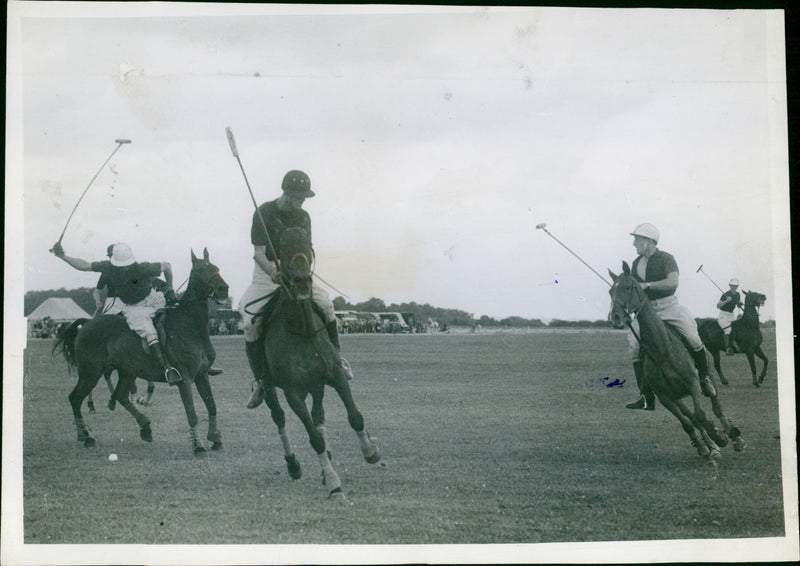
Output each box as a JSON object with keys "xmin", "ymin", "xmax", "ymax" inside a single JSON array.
[
  {"xmin": 698, "ymin": 291, "xmax": 768, "ymax": 387},
  {"xmin": 53, "ymin": 248, "xmax": 229, "ymax": 455},
  {"xmin": 608, "ymin": 262, "xmax": 745, "ymax": 463},
  {"xmin": 250, "ymin": 227, "xmax": 381, "ymax": 499}
]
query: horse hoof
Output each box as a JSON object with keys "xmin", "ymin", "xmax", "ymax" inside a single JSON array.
[
  {"xmin": 364, "ymin": 446, "xmax": 382, "ymax": 464},
  {"xmin": 194, "ymin": 446, "xmax": 207, "ymax": 457},
  {"xmin": 140, "ymin": 423, "xmax": 153, "ymax": 443},
  {"xmin": 83, "ymin": 437, "xmax": 96, "ymax": 448},
  {"xmin": 108, "ymin": 399, "xmax": 116, "ymax": 411},
  {"xmin": 733, "ymin": 437, "xmax": 746, "ymax": 452},
  {"xmin": 285, "ymin": 455, "xmax": 302, "ymax": 480},
  {"xmin": 328, "ymin": 487, "xmax": 347, "ymax": 502},
  {"xmin": 211, "ymin": 442, "xmax": 223, "ymax": 451},
  {"xmin": 207, "ymin": 431, "xmax": 222, "ymax": 444}
]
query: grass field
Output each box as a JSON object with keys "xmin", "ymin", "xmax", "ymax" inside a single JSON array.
[{"xmin": 18, "ymin": 328, "xmax": 787, "ymax": 548}]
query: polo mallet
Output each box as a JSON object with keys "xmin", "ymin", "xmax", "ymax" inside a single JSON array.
[
  {"xmin": 225, "ymin": 127, "xmax": 280, "ymax": 266},
  {"xmin": 51, "ymin": 138, "xmax": 131, "ymax": 252},
  {"xmin": 225, "ymin": 127, "xmax": 351, "ymax": 301},
  {"xmin": 696, "ymin": 264, "xmax": 725, "ymax": 293},
  {"xmin": 536, "ymin": 223, "xmax": 612, "ymax": 287}
]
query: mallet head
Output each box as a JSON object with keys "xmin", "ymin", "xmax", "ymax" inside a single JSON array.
[
  {"xmin": 696, "ymin": 264, "xmax": 704, "ymax": 273},
  {"xmin": 536, "ymin": 223, "xmax": 547, "ymax": 230},
  {"xmin": 115, "ymin": 139, "xmax": 132, "ymax": 144}
]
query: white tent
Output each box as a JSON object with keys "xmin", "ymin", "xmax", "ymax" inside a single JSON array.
[{"xmin": 27, "ymin": 298, "xmax": 92, "ymax": 338}]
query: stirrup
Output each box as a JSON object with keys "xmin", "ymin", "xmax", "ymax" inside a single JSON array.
[
  {"xmin": 208, "ymin": 367, "xmax": 223, "ymax": 376},
  {"xmin": 164, "ymin": 366, "xmax": 182, "ymax": 386}
]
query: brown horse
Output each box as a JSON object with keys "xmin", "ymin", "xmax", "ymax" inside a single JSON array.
[
  {"xmin": 608, "ymin": 262, "xmax": 745, "ymax": 463},
  {"xmin": 53, "ymin": 249, "xmax": 228, "ymax": 455},
  {"xmin": 698, "ymin": 291, "xmax": 768, "ymax": 387},
  {"xmin": 249, "ymin": 227, "xmax": 381, "ymax": 499}
]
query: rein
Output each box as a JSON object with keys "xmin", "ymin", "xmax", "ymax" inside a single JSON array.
[{"xmin": 613, "ymin": 280, "xmax": 670, "ymax": 362}]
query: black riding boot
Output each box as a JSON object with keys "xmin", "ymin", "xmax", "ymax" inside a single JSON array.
[
  {"xmin": 691, "ymin": 347, "xmax": 716, "ymax": 397},
  {"xmin": 725, "ymin": 331, "xmax": 736, "ymax": 355},
  {"xmin": 325, "ymin": 321, "xmax": 341, "ymax": 351},
  {"xmin": 626, "ymin": 360, "xmax": 655, "ymax": 410},
  {"xmin": 245, "ymin": 340, "xmax": 267, "ymax": 409},
  {"xmin": 149, "ymin": 343, "xmax": 182, "ymax": 386},
  {"xmin": 325, "ymin": 321, "xmax": 354, "ymax": 380}
]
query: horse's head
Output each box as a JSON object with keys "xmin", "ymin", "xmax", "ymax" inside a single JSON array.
[
  {"xmin": 278, "ymin": 227, "xmax": 315, "ymax": 300},
  {"xmin": 189, "ymin": 248, "xmax": 229, "ymax": 301},
  {"xmin": 607, "ymin": 261, "xmax": 647, "ymax": 329},
  {"xmin": 744, "ymin": 290, "xmax": 767, "ymax": 309}
]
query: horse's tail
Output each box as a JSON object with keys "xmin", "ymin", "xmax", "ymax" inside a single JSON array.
[{"xmin": 52, "ymin": 318, "xmax": 89, "ymax": 372}]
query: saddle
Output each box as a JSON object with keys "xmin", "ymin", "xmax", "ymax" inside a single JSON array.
[{"xmin": 251, "ymin": 288, "xmax": 327, "ymax": 344}]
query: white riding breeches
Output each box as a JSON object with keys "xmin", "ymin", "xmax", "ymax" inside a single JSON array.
[
  {"xmin": 238, "ymin": 264, "xmax": 335, "ymax": 342},
  {"xmin": 628, "ymin": 295, "xmax": 703, "ymax": 362},
  {"xmin": 102, "ymin": 288, "xmax": 166, "ymax": 345},
  {"xmin": 717, "ymin": 310, "xmax": 736, "ymax": 335}
]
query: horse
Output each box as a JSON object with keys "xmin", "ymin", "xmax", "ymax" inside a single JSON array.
[
  {"xmin": 250, "ymin": 227, "xmax": 381, "ymax": 499},
  {"xmin": 85, "ymin": 372, "xmax": 155, "ymax": 412},
  {"xmin": 607, "ymin": 262, "xmax": 745, "ymax": 463},
  {"xmin": 53, "ymin": 323, "xmax": 156, "ymax": 412},
  {"xmin": 698, "ymin": 291, "xmax": 768, "ymax": 387},
  {"xmin": 53, "ymin": 248, "xmax": 229, "ymax": 455}
]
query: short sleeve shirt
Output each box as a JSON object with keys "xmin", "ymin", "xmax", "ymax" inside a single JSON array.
[
  {"xmin": 631, "ymin": 249, "xmax": 679, "ymax": 300},
  {"xmin": 96, "ymin": 272, "xmax": 116, "ymax": 298},
  {"xmin": 90, "ymin": 260, "xmax": 162, "ymax": 305},
  {"xmin": 251, "ymin": 200, "xmax": 312, "ymax": 261},
  {"xmin": 718, "ymin": 291, "xmax": 740, "ymax": 313}
]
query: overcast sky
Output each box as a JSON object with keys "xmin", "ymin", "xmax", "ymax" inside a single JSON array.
[{"xmin": 8, "ymin": 3, "xmax": 790, "ymax": 323}]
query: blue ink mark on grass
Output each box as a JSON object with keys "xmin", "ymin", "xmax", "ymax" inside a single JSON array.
[{"xmin": 602, "ymin": 377, "xmax": 626, "ymax": 388}]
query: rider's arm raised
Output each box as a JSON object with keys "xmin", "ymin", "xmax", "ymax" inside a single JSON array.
[{"xmin": 58, "ymin": 254, "xmax": 94, "ymax": 272}]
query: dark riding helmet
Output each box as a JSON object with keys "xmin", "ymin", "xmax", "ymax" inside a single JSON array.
[{"xmin": 282, "ymin": 170, "xmax": 315, "ymax": 198}]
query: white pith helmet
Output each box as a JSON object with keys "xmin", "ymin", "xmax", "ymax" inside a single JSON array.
[
  {"xmin": 729, "ymin": 278, "xmax": 739, "ymax": 287},
  {"xmin": 110, "ymin": 242, "xmax": 135, "ymax": 267},
  {"xmin": 630, "ymin": 223, "xmax": 660, "ymax": 244}
]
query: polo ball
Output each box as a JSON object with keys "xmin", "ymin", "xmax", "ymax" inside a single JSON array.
[{"xmin": 108, "ymin": 453, "xmax": 118, "ymax": 462}]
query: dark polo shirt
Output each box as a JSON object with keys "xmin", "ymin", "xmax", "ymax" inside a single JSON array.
[{"xmin": 631, "ymin": 250, "xmax": 679, "ymax": 301}]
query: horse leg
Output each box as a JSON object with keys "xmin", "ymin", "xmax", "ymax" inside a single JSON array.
[
  {"xmin": 656, "ymin": 393, "xmax": 716, "ymax": 462},
  {"xmin": 709, "ymin": 348, "xmax": 728, "ymax": 385},
  {"xmin": 682, "ymin": 378, "xmax": 728, "ymax": 449},
  {"xmin": 177, "ymin": 380, "xmax": 205, "ymax": 456},
  {"xmin": 193, "ymin": 373, "xmax": 222, "ymax": 450},
  {"xmin": 755, "ymin": 346, "xmax": 769, "ymax": 384},
  {"xmin": 113, "ymin": 374, "xmax": 153, "ymax": 442},
  {"xmin": 137, "ymin": 380, "xmax": 155, "ymax": 406},
  {"xmin": 310, "ymin": 383, "xmax": 333, "ymax": 460},
  {"xmin": 746, "ymin": 351, "xmax": 759, "ymax": 387},
  {"xmin": 284, "ymin": 390, "xmax": 344, "ymax": 499},
  {"xmin": 104, "ymin": 370, "xmax": 118, "ymax": 410},
  {"xmin": 674, "ymin": 397, "xmax": 723, "ymax": 458},
  {"xmin": 68, "ymin": 368, "xmax": 103, "ymax": 447},
  {"xmin": 704, "ymin": 387, "xmax": 745, "ymax": 452},
  {"xmin": 86, "ymin": 390, "xmax": 96, "ymax": 413},
  {"xmin": 329, "ymin": 376, "xmax": 381, "ymax": 464},
  {"xmin": 263, "ymin": 385, "xmax": 301, "ymax": 480}
]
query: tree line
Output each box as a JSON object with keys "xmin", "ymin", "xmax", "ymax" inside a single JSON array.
[{"xmin": 29, "ymin": 289, "xmax": 773, "ymax": 329}]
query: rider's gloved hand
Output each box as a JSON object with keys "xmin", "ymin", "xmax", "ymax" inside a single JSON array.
[
  {"xmin": 165, "ymin": 289, "xmax": 178, "ymax": 305},
  {"xmin": 51, "ymin": 242, "xmax": 65, "ymax": 258}
]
